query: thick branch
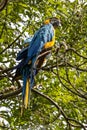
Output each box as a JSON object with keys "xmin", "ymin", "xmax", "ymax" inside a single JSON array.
[{"xmin": 0, "ymin": 49, "xmax": 52, "ymax": 74}]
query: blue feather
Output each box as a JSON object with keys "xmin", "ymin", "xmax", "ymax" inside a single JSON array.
[{"xmin": 23, "ymin": 36, "xmax": 33, "ymax": 44}]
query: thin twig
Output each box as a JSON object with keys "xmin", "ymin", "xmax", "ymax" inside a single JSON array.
[
  {"xmin": 65, "ymin": 48, "xmax": 87, "ymax": 59},
  {"xmin": 0, "ymin": 22, "xmax": 29, "ymax": 54},
  {"xmin": 0, "ymin": 0, "xmax": 8, "ymax": 11}
]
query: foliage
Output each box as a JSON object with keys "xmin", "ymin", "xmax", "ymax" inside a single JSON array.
[{"xmin": 0, "ymin": 0, "xmax": 87, "ymax": 129}]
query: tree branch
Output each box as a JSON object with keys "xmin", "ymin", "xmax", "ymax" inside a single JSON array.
[
  {"xmin": 0, "ymin": 84, "xmax": 86, "ymax": 129},
  {"xmin": 0, "ymin": 49, "xmax": 52, "ymax": 74},
  {"xmin": 0, "ymin": 21, "xmax": 30, "ymax": 54},
  {"xmin": 65, "ymin": 48, "xmax": 87, "ymax": 59},
  {"xmin": 0, "ymin": 0, "xmax": 8, "ymax": 12}
]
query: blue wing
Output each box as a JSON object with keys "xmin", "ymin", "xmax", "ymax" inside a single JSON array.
[
  {"xmin": 25, "ymin": 23, "xmax": 54, "ymax": 65},
  {"xmin": 16, "ymin": 23, "xmax": 54, "ymax": 68},
  {"xmin": 16, "ymin": 47, "xmax": 28, "ymax": 61}
]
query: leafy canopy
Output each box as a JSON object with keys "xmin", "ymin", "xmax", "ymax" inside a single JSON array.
[{"xmin": 0, "ymin": 0, "xmax": 87, "ymax": 129}]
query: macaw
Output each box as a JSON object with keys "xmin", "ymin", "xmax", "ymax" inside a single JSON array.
[{"xmin": 14, "ymin": 17, "xmax": 60, "ymax": 109}]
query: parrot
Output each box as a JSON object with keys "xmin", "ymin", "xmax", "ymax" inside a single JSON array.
[{"xmin": 14, "ymin": 17, "xmax": 61, "ymax": 109}]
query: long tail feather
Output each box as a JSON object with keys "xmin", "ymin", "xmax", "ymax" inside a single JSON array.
[
  {"xmin": 21, "ymin": 78, "xmax": 30, "ymax": 115},
  {"xmin": 24, "ymin": 79, "xmax": 30, "ymax": 109}
]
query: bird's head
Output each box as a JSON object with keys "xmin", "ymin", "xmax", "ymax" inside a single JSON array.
[
  {"xmin": 50, "ymin": 17, "xmax": 61, "ymax": 29},
  {"xmin": 44, "ymin": 17, "xmax": 61, "ymax": 29}
]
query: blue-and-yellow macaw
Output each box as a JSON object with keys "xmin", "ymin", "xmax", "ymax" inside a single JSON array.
[{"xmin": 14, "ymin": 17, "xmax": 60, "ymax": 109}]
